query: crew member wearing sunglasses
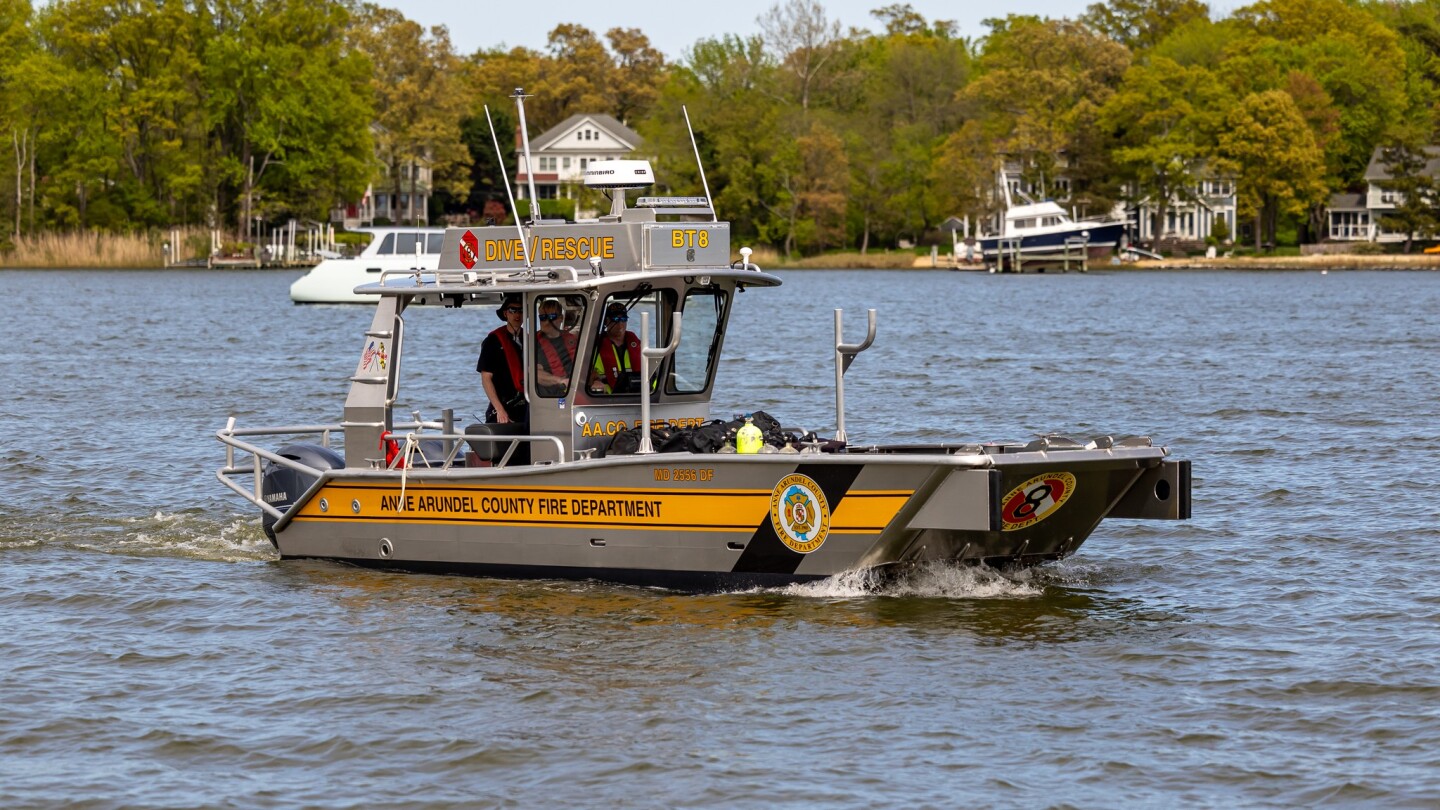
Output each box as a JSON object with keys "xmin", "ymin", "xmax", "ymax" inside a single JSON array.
[
  {"xmin": 477, "ymin": 294, "xmax": 528, "ymax": 423},
  {"xmin": 589, "ymin": 301, "xmax": 643, "ymax": 394},
  {"xmin": 534, "ymin": 298, "xmax": 577, "ymax": 397}
]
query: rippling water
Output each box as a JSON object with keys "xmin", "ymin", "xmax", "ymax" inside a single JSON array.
[{"xmin": 2, "ymin": 268, "xmax": 1438, "ymax": 807}]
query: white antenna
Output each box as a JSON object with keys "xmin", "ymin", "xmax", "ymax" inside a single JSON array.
[
  {"xmin": 484, "ymin": 104, "xmax": 532, "ymax": 267},
  {"xmin": 512, "ymin": 88, "xmax": 542, "ymax": 223},
  {"xmin": 682, "ymin": 105, "xmax": 717, "ymax": 223}
]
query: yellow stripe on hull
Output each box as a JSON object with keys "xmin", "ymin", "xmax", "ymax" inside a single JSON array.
[{"xmin": 290, "ymin": 481, "xmax": 913, "ymax": 534}]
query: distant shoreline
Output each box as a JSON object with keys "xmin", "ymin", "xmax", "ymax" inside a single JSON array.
[
  {"xmin": 763, "ymin": 253, "xmax": 1440, "ymax": 271},
  {"xmin": 6, "ymin": 253, "xmax": 1439, "ymax": 272}
]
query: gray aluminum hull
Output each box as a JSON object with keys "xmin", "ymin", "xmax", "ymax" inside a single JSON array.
[{"xmin": 272, "ymin": 447, "xmax": 1188, "ymax": 590}]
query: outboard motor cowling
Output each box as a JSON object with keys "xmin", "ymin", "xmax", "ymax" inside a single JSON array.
[{"xmin": 261, "ymin": 443, "xmax": 345, "ymax": 544}]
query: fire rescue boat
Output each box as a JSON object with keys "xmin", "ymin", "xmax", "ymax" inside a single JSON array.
[{"xmin": 215, "ymin": 92, "xmax": 1190, "ymax": 590}]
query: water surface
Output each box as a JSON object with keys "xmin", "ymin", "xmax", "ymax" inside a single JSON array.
[{"xmin": 1, "ymin": 268, "xmax": 1437, "ymax": 807}]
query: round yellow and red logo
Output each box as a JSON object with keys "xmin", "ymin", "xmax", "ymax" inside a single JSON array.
[
  {"xmin": 770, "ymin": 473, "xmax": 830, "ymax": 553},
  {"xmin": 1000, "ymin": 472, "xmax": 1077, "ymax": 532}
]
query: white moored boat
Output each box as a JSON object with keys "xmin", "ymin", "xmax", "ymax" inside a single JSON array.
[
  {"xmin": 290, "ymin": 227, "xmax": 447, "ymax": 304},
  {"xmin": 978, "ymin": 172, "xmax": 1124, "ymax": 270}
]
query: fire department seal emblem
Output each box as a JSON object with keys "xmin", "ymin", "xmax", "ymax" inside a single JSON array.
[
  {"xmin": 1000, "ymin": 472, "xmax": 1077, "ymax": 532},
  {"xmin": 770, "ymin": 473, "xmax": 830, "ymax": 554}
]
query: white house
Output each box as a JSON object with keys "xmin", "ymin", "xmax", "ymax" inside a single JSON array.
[
  {"xmin": 1124, "ymin": 177, "xmax": 1237, "ymax": 245},
  {"xmin": 1326, "ymin": 146, "xmax": 1440, "ymax": 242},
  {"xmin": 997, "ymin": 160, "xmax": 1237, "ymax": 245},
  {"xmin": 515, "ymin": 114, "xmax": 643, "ymax": 211}
]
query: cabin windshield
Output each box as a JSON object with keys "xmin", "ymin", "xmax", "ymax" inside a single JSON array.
[
  {"xmin": 670, "ymin": 288, "xmax": 727, "ymax": 394},
  {"xmin": 588, "ymin": 290, "xmax": 674, "ymax": 396}
]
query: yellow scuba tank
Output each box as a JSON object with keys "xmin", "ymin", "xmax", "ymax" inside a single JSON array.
[{"xmin": 736, "ymin": 416, "xmax": 763, "ymax": 454}]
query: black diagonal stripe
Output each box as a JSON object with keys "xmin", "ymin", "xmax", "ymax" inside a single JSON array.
[{"xmin": 732, "ymin": 463, "xmax": 863, "ymax": 574}]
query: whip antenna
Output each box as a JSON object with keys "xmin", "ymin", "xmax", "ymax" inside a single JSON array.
[
  {"xmin": 682, "ymin": 105, "xmax": 717, "ymax": 223},
  {"xmin": 512, "ymin": 88, "xmax": 542, "ymax": 225},
  {"xmin": 484, "ymin": 103, "xmax": 532, "ymax": 268}
]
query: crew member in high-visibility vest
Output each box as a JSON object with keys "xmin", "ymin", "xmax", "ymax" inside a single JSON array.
[
  {"xmin": 534, "ymin": 298, "xmax": 578, "ymax": 397},
  {"xmin": 588, "ymin": 302, "xmax": 642, "ymax": 394},
  {"xmin": 477, "ymin": 294, "xmax": 527, "ymax": 423}
]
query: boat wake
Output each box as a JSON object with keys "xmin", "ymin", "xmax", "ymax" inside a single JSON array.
[
  {"xmin": 780, "ymin": 561, "xmax": 1051, "ymax": 599},
  {"xmin": 1, "ymin": 509, "xmax": 278, "ymax": 563}
]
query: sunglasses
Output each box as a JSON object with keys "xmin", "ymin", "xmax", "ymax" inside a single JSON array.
[
  {"xmin": 503, "ymin": 307, "xmax": 522, "ymax": 314},
  {"xmin": 607, "ymin": 314, "xmax": 628, "ymax": 323},
  {"xmin": 539, "ymin": 312, "xmax": 561, "ymax": 321}
]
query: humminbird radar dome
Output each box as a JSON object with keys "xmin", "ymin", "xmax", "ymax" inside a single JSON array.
[
  {"xmin": 585, "ymin": 160, "xmax": 655, "ymax": 218},
  {"xmin": 583, "ymin": 159, "xmax": 655, "ymax": 190}
]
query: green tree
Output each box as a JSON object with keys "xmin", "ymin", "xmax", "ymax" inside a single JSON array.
[
  {"xmin": 605, "ymin": 27, "xmax": 665, "ymax": 126},
  {"xmin": 202, "ymin": 0, "xmax": 373, "ymax": 236},
  {"xmin": 1217, "ymin": 89, "xmax": 1327, "ymax": 250},
  {"xmin": 0, "ymin": 0, "xmax": 38, "ymax": 236},
  {"xmin": 38, "ymin": 0, "xmax": 207, "ymax": 228},
  {"xmin": 640, "ymin": 34, "xmax": 781, "ymax": 248},
  {"xmin": 846, "ymin": 6, "xmax": 971, "ymax": 249},
  {"xmin": 931, "ymin": 119, "xmax": 996, "ymax": 240},
  {"xmin": 1101, "ymin": 56, "xmax": 1228, "ymax": 243},
  {"xmin": 1224, "ymin": 0, "xmax": 1408, "ymax": 186},
  {"xmin": 1366, "ymin": 1, "xmax": 1440, "ymax": 142},
  {"xmin": 758, "ymin": 0, "xmax": 844, "ymax": 113},
  {"xmin": 534, "ymin": 24, "xmax": 612, "ymax": 127},
  {"xmin": 351, "ymin": 4, "xmax": 470, "ymax": 225},
  {"xmin": 1083, "ymin": 0, "xmax": 1210, "ymax": 52},
  {"xmin": 963, "ymin": 16, "xmax": 1130, "ymax": 207}
]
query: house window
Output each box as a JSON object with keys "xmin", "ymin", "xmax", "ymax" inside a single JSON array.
[
  {"xmin": 580, "ymin": 158, "xmax": 588, "ymax": 169},
  {"xmin": 576, "ymin": 132, "xmax": 582, "ymax": 141},
  {"xmin": 562, "ymin": 157, "xmax": 571, "ymax": 169}
]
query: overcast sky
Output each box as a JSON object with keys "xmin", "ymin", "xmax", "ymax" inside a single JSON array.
[{"xmin": 391, "ymin": 0, "xmax": 1243, "ymax": 59}]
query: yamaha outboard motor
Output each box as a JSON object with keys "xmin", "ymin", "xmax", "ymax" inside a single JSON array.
[{"xmin": 260, "ymin": 443, "xmax": 345, "ymax": 545}]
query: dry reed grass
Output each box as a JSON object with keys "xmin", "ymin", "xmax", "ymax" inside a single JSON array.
[
  {"xmin": 1132, "ymin": 253, "xmax": 1440, "ymax": 270},
  {"xmin": 1, "ymin": 231, "xmax": 166, "ymax": 269},
  {"xmin": 748, "ymin": 246, "xmax": 928, "ymax": 269}
]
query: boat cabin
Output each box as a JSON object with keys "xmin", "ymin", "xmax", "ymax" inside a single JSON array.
[{"xmin": 340, "ymin": 162, "xmax": 777, "ymax": 469}]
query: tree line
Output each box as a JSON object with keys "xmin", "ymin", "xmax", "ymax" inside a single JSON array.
[{"xmin": 4, "ymin": 0, "xmax": 1440, "ymax": 256}]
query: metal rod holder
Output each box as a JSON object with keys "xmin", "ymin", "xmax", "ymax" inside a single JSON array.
[
  {"xmin": 638, "ymin": 311, "xmax": 683, "ymax": 454},
  {"xmin": 834, "ymin": 308, "xmax": 876, "ymax": 445}
]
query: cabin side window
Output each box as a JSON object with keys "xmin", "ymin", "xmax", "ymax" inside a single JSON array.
[
  {"xmin": 377, "ymin": 233, "xmax": 396, "ymax": 255},
  {"xmin": 426, "ymin": 233, "xmax": 445, "ymax": 254},
  {"xmin": 670, "ymin": 289, "xmax": 727, "ymax": 395},
  {"xmin": 394, "ymin": 233, "xmax": 421, "ymax": 255},
  {"xmin": 533, "ymin": 295, "xmax": 587, "ymax": 399},
  {"xmin": 587, "ymin": 290, "xmax": 672, "ymax": 396}
]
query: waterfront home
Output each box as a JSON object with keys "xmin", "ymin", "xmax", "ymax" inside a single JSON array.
[{"xmin": 1326, "ymin": 146, "xmax": 1440, "ymax": 243}]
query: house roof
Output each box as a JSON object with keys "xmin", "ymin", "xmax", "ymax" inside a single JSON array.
[
  {"xmin": 1328, "ymin": 192, "xmax": 1367, "ymax": 211},
  {"xmin": 1363, "ymin": 145, "xmax": 1440, "ymax": 181},
  {"xmin": 532, "ymin": 114, "xmax": 642, "ymax": 153}
]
